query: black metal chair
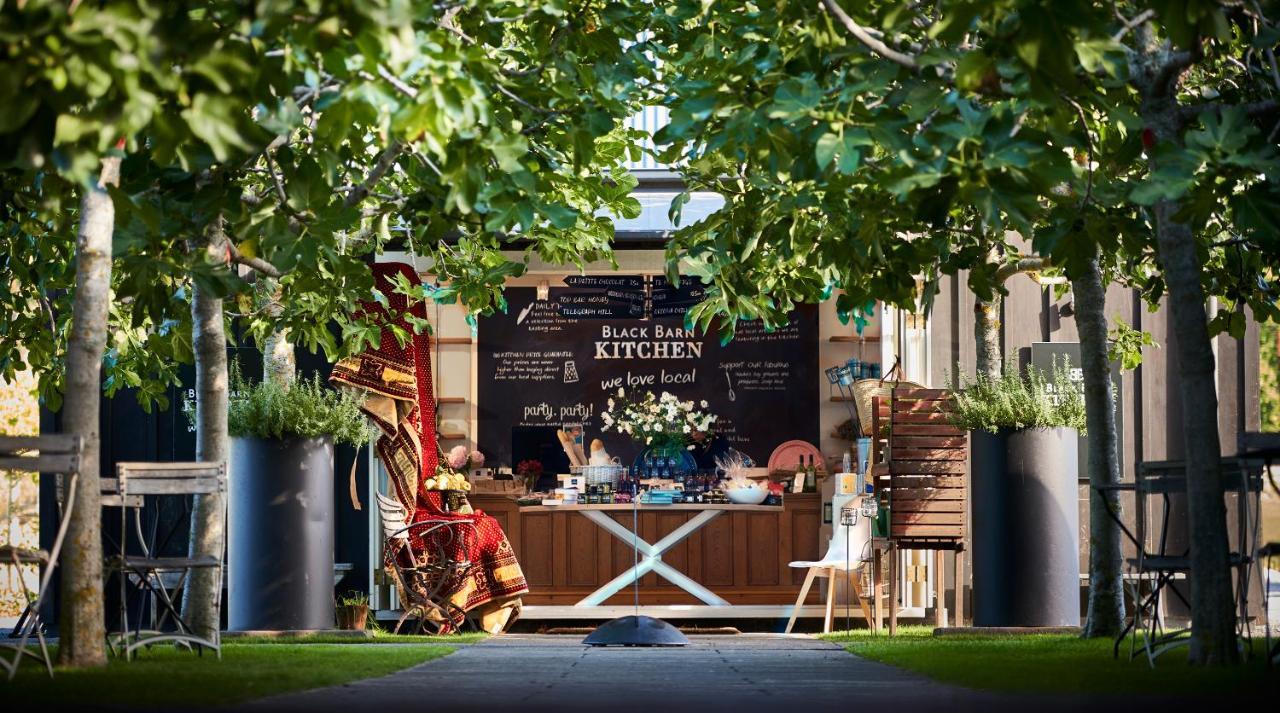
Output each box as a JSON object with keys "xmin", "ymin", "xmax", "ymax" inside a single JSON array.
[
  {"xmin": 1238, "ymin": 431, "xmax": 1280, "ymax": 667},
  {"xmin": 1126, "ymin": 458, "xmax": 1262, "ymax": 665},
  {"xmin": 0, "ymin": 435, "xmax": 81, "ymax": 679},
  {"xmin": 375, "ymin": 493, "xmax": 478, "ymax": 634},
  {"xmin": 105, "ymin": 462, "xmax": 224, "ymax": 660}
]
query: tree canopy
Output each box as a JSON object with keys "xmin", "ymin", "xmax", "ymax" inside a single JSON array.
[{"xmin": 2, "ymin": 0, "xmax": 655, "ymax": 409}]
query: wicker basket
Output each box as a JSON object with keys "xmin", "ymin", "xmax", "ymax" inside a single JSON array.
[
  {"xmin": 571, "ymin": 463, "xmax": 625, "ymax": 487},
  {"xmin": 852, "ymin": 378, "xmax": 925, "ymax": 436}
]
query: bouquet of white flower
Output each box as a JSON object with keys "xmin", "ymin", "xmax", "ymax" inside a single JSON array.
[{"xmin": 600, "ymin": 388, "xmax": 718, "ymax": 450}]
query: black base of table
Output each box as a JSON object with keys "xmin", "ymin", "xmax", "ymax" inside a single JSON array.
[{"xmin": 582, "ymin": 615, "xmax": 689, "ymax": 647}]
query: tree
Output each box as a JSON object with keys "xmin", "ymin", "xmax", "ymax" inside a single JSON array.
[
  {"xmin": 5, "ymin": 0, "xmax": 656, "ymax": 652},
  {"xmin": 650, "ymin": 0, "xmax": 1115, "ymax": 633},
  {"xmin": 56, "ymin": 156, "xmax": 120, "ymax": 667},
  {"xmin": 653, "ymin": 1, "xmax": 1280, "ymax": 660}
]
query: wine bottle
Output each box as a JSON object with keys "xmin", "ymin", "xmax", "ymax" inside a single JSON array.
[{"xmin": 804, "ymin": 454, "xmax": 817, "ymax": 493}]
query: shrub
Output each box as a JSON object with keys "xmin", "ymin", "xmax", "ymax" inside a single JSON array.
[
  {"xmin": 208, "ymin": 363, "xmax": 372, "ymax": 447},
  {"xmin": 949, "ymin": 360, "xmax": 1087, "ymax": 434}
]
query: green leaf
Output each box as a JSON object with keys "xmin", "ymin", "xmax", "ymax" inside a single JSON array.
[
  {"xmin": 768, "ymin": 77, "xmax": 821, "ymax": 119},
  {"xmin": 815, "ymin": 132, "xmax": 840, "ymax": 170}
]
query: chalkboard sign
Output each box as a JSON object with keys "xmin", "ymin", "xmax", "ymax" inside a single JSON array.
[
  {"xmin": 477, "ymin": 284, "xmax": 819, "ymax": 467},
  {"xmin": 1030, "ymin": 342, "xmax": 1123, "ymax": 483}
]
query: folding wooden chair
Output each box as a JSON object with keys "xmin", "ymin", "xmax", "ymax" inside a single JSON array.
[
  {"xmin": 106, "ymin": 462, "xmax": 224, "ymax": 660},
  {"xmin": 870, "ymin": 388, "xmax": 968, "ymax": 634},
  {"xmin": 0, "ymin": 434, "xmax": 82, "ymax": 679}
]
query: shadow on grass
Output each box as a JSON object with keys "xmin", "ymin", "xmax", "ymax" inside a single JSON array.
[
  {"xmin": 820, "ymin": 627, "xmax": 1278, "ymax": 697},
  {"xmin": 228, "ymin": 630, "xmax": 489, "ymax": 645},
  {"xmin": 3, "ymin": 643, "xmax": 454, "ymax": 708}
]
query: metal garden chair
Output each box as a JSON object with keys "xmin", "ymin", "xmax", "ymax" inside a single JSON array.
[
  {"xmin": 106, "ymin": 462, "xmax": 224, "ymax": 660},
  {"xmin": 0, "ymin": 435, "xmax": 81, "ymax": 679},
  {"xmin": 1126, "ymin": 458, "xmax": 1262, "ymax": 665},
  {"xmin": 375, "ymin": 493, "xmax": 479, "ymax": 635}
]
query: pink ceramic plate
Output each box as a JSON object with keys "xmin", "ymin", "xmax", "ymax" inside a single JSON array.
[{"xmin": 767, "ymin": 440, "xmax": 824, "ymax": 473}]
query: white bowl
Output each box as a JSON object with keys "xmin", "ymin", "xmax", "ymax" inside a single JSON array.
[{"xmin": 726, "ymin": 485, "xmax": 768, "ymax": 505}]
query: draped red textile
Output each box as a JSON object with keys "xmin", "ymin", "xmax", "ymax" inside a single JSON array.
[{"xmin": 331, "ymin": 262, "xmax": 527, "ymax": 632}]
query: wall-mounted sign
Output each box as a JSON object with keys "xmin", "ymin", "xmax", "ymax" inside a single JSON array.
[
  {"xmin": 478, "ymin": 284, "xmax": 819, "ymax": 467},
  {"xmin": 1030, "ymin": 342, "xmax": 1124, "ymax": 483}
]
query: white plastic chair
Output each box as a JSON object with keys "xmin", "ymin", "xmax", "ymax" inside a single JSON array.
[{"xmin": 785, "ymin": 494, "xmax": 874, "ymax": 634}]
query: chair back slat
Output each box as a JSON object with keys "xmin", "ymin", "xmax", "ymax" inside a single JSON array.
[
  {"xmin": 116, "ymin": 462, "xmax": 225, "ymax": 496},
  {"xmin": 1239, "ymin": 431, "xmax": 1280, "ymax": 457},
  {"xmin": 376, "ymin": 493, "xmax": 409, "ymax": 541},
  {"xmin": 0, "ymin": 435, "xmax": 83, "ymax": 474},
  {"xmin": 886, "ymin": 387, "xmax": 967, "ymax": 544}
]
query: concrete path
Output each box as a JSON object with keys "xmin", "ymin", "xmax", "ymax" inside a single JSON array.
[{"xmin": 238, "ymin": 634, "xmax": 1122, "ymax": 713}]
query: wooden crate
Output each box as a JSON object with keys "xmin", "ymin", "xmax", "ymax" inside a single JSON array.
[{"xmin": 470, "ymin": 479, "xmax": 526, "ymax": 496}]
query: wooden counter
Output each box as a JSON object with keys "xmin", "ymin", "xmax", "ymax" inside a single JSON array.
[{"xmin": 469, "ymin": 492, "xmax": 822, "ymax": 606}]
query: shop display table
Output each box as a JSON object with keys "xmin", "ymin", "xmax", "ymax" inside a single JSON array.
[{"xmin": 517, "ymin": 503, "xmax": 779, "ymax": 607}]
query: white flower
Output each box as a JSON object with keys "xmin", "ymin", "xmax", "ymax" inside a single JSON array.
[
  {"xmin": 617, "ymin": 387, "xmax": 625, "ymax": 397},
  {"xmin": 682, "ymin": 424, "xmax": 691, "ymax": 433},
  {"xmin": 646, "ymin": 436, "xmax": 653, "ymax": 444},
  {"xmin": 607, "ymin": 398, "xmax": 615, "ymax": 408},
  {"xmin": 700, "ymin": 400, "xmax": 708, "ymax": 408}
]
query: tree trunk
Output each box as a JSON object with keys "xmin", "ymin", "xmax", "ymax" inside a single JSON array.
[
  {"xmin": 1073, "ymin": 256, "xmax": 1125, "ymax": 638},
  {"xmin": 57, "ymin": 157, "xmax": 120, "ymax": 668},
  {"xmin": 1152, "ymin": 200, "xmax": 1237, "ymax": 664},
  {"xmin": 974, "ymin": 293, "xmax": 1002, "ymax": 381},
  {"xmin": 259, "ymin": 279, "xmax": 295, "ymax": 387},
  {"xmin": 181, "ymin": 216, "xmax": 229, "ymax": 642},
  {"xmin": 263, "ymin": 326, "xmax": 295, "ymax": 386}
]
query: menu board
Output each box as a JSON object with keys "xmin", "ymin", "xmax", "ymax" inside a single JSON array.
[{"xmin": 477, "ymin": 281, "xmax": 819, "ymax": 467}]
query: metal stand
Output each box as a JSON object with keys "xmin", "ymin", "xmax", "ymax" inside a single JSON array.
[{"xmin": 583, "ymin": 483, "xmax": 689, "ymax": 647}]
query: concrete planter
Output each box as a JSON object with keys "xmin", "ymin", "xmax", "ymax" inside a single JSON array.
[
  {"xmin": 228, "ymin": 436, "xmax": 334, "ymax": 631},
  {"xmin": 971, "ymin": 427, "xmax": 1079, "ymax": 628}
]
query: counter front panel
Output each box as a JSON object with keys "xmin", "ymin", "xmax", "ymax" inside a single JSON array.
[{"xmin": 471, "ymin": 493, "xmax": 822, "ymax": 605}]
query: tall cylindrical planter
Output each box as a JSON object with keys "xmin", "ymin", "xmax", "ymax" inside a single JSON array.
[
  {"xmin": 229, "ymin": 436, "xmax": 334, "ymax": 631},
  {"xmin": 971, "ymin": 427, "xmax": 1079, "ymax": 628}
]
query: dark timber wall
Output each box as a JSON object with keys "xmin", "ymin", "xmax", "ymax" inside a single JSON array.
[
  {"xmin": 927, "ymin": 269, "xmax": 1263, "ymax": 621},
  {"xmin": 38, "ymin": 339, "xmax": 370, "ymax": 633}
]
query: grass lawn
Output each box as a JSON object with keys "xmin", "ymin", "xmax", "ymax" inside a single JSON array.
[
  {"xmin": 4, "ymin": 643, "xmax": 455, "ymax": 708},
  {"xmin": 822, "ymin": 626, "xmax": 1278, "ymax": 698}
]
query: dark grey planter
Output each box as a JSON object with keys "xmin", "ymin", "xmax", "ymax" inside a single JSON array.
[
  {"xmin": 971, "ymin": 427, "xmax": 1079, "ymax": 628},
  {"xmin": 228, "ymin": 436, "xmax": 334, "ymax": 631}
]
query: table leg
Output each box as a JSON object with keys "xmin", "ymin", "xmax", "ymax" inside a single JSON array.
[
  {"xmin": 824, "ymin": 567, "xmax": 837, "ymax": 633},
  {"xmin": 889, "ymin": 543, "xmax": 899, "ymax": 636},
  {"xmin": 934, "ymin": 549, "xmax": 946, "ymax": 628},
  {"xmin": 872, "ymin": 548, "xmax": 883, "ymax": 633},
  {"xmin": 575, "ymin": 509, "xmax": 729, "ymax": 607}
]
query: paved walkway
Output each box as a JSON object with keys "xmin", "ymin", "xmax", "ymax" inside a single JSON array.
[{"xmin": 238, "ymin": 634, "xmax": 1122, "ymax": 713}]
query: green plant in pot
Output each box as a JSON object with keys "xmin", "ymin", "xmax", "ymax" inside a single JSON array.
[
  {"xmin": 949, "ymin": 360, "xmax": 1087, "ymax": 629},
  {"xmin": 221, "ymin": 365, "xmax": 372, "ymax": 632},
  {"xmin": 336, "ymin": 590, "xmax": 370, "ymax": 631}
]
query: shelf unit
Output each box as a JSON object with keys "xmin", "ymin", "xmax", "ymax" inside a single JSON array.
[{"xmin": 828, "ymin": 335, "xmax": 880, "ymax": 343}]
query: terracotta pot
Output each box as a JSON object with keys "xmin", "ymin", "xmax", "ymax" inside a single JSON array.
[{"xmin": 336, "ymin": 603, "xmax": 369, "ymax": 631}]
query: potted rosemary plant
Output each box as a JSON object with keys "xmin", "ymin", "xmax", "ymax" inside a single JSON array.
[
  {"xmin": 950, "ymin": 360, "xmax": 1086, "ymax": 628},
  {"xmin": 223, "ymin": 366, "xmax": 372, "ymax": 631}
]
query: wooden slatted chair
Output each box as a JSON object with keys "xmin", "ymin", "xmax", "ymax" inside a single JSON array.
[
  {"xmin": 870, "ymin": 388, "xmax": 968, "ymax": 634},
  {"xmin": 107, "ymin": 462, "xmax": 225, "ymax": 660},
  {"xmin": 0, "ymin": 434, "xmax": 82, "ymax": 679}
]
